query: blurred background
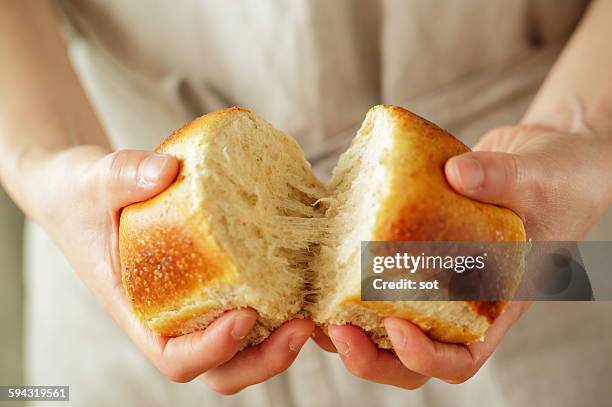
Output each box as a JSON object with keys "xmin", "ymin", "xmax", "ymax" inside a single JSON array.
[
  {"xmin": 1, "ymin": 1, "xmax": 612, "ymax": 406},
  {"xmin": 0, "ymin": 188, "xmax": 24, "ymax": 406}
]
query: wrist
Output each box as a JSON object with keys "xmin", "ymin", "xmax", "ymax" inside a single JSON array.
[
  {"xmin": 522, "ymin": 94, "xmax": 593, "ymax": 135},
  {"xmin": 3, "ymin": 144, "xmax": 109, "ymax": 224},
  {"xmin": 0, "ymin": 144, "xmax": 54, "ymax": 220},
  {"xmin": 524, "ymin": 96, "xmax": 612, "ymax": 203}
]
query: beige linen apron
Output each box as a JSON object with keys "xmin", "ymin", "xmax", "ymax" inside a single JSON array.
[{"xmin": 24, "ymin": 1, "xmax": 612, "ymax": 405}]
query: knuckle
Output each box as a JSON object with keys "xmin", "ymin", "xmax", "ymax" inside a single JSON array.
[
  {"xmin": 504, "ymin": 154, "xmax": 523, "ymax": 191},
  {"xmin": 208, "ymin": 382, "xmax": 242, "ymax": 396},
  {"xmin": 95, "ymin": 150, "xmax": 142, "ymax": 208},
  {"xmin": 406, "ymin": 357, "xmax": 436, "ymax": 377},
  {"xmin": 217, "ymin": 387, "xmax": 241, "ymax": 396},
  {"xmin": 445, "ymin": 377, "xmax": 467, "ymax": 385},
  {"xmin": 445, "ymin": 370, "xmax": 476, "ymax": 385},
  {"xmin": 105, "ymin": 150, "xmax": 130, "ymax": 185},
  {"xmin": 160, "ymin": 366, "xmax": 194, "ymax": 384},
  {"xmin": 347, "ymin": 363, "xmax": 374, "ymax": 380},
  {"xmin": 503, "ymin": 153, "xmax": 542, "ymax": 210},
  {"xmin": 168, "ymin": 373, "xmax": 192, "ymax": 383},
  {"xmin": 402, "ymin": 379, "xmax": 428, "ymax": 390},
  {"xmin": 268, "ymin": 357, "xmax": 291, "ymax": 377}
]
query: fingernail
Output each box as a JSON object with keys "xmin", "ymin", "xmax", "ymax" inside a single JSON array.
[
  {"xmin": 329, "ymin": 335, "xmax": 350, "ymax": 356},
  {"xmin": 288, "ymin": 332, "xmax": 311, "ymax": 353},
  {"xmin": 138, "ymin": 154, "xmax": 170, "ymax": 185},
  {"xmin": 453, "ymin": 156, "xmax": 484, "ymax": 192},
  {"xmin": 385, "ymin": 325, "xmax": 406, "ymax": 348},
  {"xmin": 230, "ymin": 313, "xmax": 256, "ymax": 341}
]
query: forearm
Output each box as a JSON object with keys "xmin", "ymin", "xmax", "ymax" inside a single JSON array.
[
  {"xmin": 0, "ymin": 1, "xmax": 109, "ymax": 217},
  {"xmin": 523, "ymin": 0, "xmax": 612, "ymax": 201}
]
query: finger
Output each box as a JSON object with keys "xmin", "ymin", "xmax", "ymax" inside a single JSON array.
[
  {"xmin": 327, "ymin": 325, "xmax": 430, "ymax": 390},
  {"xmin": 311, "ymin": 326, "xmax": 337, "ymax": 353},
  {"xmin": 202, "ymin": 319, "xmax": 314, "ymax": 395},
  {"xmin": 444, "ymin": 151, "xmax": 542, "ymax": 219},
  {"xmin": 92, "ymin": 150, "xmax": 179, "ymax": 210},
  {"xmin": 384, "ymin": 317, "xmax": 477, "ymax": 383},
  {"xmin": 465, "ymin": 301, "xmax": 529, "ymax": 369},
  {"xmin": 129, "ymin": 308, "xmax": 258, "ymax": 383},
  {"xmin": 383, "ymin": 304, "xmax": 524, "ymax": 384}
]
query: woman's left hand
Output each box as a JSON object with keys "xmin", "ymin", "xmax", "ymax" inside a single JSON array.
[{"xmin": 313, "ymin": 123, "xmax": 612, "ymax": 388}]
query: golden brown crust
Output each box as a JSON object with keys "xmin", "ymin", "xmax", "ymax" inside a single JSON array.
[
  {"xmin": 120, "ymin": 106, "xmax": 305, "ymax": 341},
  {"xmin": 320, "ymin": 106, "xmax": 526, "ymax": 344},
  {"xmin": 120, "ymin": 109, "xmax": 242, "ymax": 333},
  {"xmin": 339, "ymin": 297, "xmax": 485, "ymax": 345},
  {"xmin": 121, "ymin": 225, "xmax": 222, "ymax": 315},
  {"xmin": 370, "ymin": 105, "xmax": 525, "ymax": 325},
  {"xmin": 466, "ymin": 301, "xmax": 507, "ymax": 324},
  {"xmin": 147, "ymin": 304, "xmax": 221, "ymax": 337},
  {"xmin": 120, "ymin": 105, "xmax": 526, "ymax": 345},
  {"xmin": 373, "ymin": 105, "xmax": 524, "ymax": 243}
]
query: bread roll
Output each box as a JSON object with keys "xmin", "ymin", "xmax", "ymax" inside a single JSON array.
[
  {"xmin": 310, "ymin": 105, "xmax": 525, "ymax": 346},
  {"xmin": 119, "ymin": 105, "xmax": 525, "ymax": 347},
  {"xmin": 119, "ymin": 107, "xmax": 327, "ymax": 345}
]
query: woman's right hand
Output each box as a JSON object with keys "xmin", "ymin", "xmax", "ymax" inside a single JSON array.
[{"xmin": 29, "ymin": 146, "xmax": 313, "ymax": 395}]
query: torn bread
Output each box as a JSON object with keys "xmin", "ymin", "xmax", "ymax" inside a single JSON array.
[{"xmin": 119, "ymin": 105, "xmax": 525, "ymax": 347}]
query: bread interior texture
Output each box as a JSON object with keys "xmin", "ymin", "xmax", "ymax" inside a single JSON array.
[
  {"xmin": 198, "ymin": 110, "xmax": 392, "ymax": 325},
  {"xmin": 199, "ymin": 113, "xmax": 327, "ymax": 326},
  {"xmin": 309, "ymin": 111, "xmax": 393, "ymax": 319}
]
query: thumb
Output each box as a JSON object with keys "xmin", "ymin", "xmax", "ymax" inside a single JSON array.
[
  {"xmin": 444, "ymin": 151, "xmax": 541, "ymax": 219},
  {"xmin": 93, "ymin": 150, "xmax": 179, "ymax": 210}
]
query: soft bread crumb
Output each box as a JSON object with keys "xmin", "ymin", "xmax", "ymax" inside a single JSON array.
[{"xmin": 120, "ymin": 106, "xmax": 524, "ymax": 346}]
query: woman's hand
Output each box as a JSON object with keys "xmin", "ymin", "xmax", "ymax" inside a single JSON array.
[
  {"xmin": 446, "ymin": 125, "xmax": 612, "ymax": 241},
  {"xmin": 315, "ymin": 0, "xmax": 612, "ymax": 389},
  {"xmin": 314, "ymin": 123, "xmax": 612, "ymax": 389},
  {"xmin": 1, "ymin": 2, "xmax": 313, "ymax": 393},
  {"xmin": 32, "ymin": 146, "xmax": 314, "ymax": 395}
]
